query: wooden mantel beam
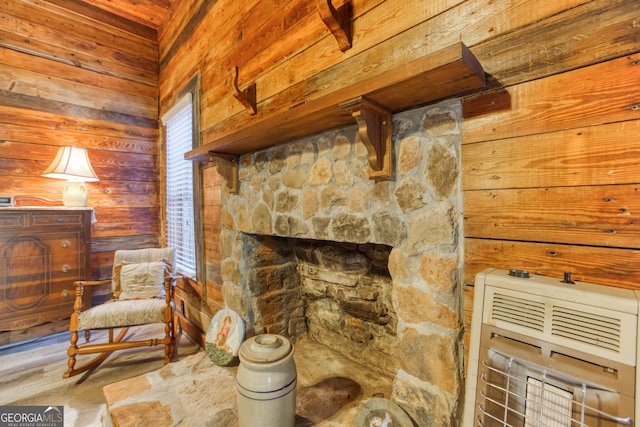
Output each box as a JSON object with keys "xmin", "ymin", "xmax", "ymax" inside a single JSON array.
[{"xmin": 186, "ymin": 42, "xmax": 485, "ymax": 166}]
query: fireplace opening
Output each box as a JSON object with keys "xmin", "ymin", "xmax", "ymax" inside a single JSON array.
[{"xmin": 240, "ymin": 233, "xmax": 396, "ymax": 376}]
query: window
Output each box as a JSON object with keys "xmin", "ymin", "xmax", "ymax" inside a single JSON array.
[{"xmin": 162, "ymin": 93, "xmax": 197, "ymax": 278}]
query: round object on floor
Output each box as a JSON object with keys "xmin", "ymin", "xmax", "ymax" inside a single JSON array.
[
  {"xmin": 353, "ymin": 397, "xmax": 413, "ymax": 427},
  {"xmin": 205, "ymin": 308, "xmax": 244, "ymax": 366}
]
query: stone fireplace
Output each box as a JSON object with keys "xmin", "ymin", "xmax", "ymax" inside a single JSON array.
[{"xmin": 219, "ymin": 99, "xmax": 464, "ymax": 425}]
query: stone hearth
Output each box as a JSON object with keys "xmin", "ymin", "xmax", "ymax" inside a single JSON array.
[
  {"xmin": 220, "ymin": 99, "xmax": 464, "ymax": 426},
  {"xmin": 103, "ymin": 337, "xmax": 393, "ymax": 426}
]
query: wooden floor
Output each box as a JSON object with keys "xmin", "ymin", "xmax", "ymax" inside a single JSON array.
[{"xmin": 0, "ymin": 324, "xmax": 200, "ymax": 426}]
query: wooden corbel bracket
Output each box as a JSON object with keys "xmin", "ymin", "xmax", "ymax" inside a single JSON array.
[
  {"xmin": 231, "ymin": 66, "xmax": 257, "ymax": 115},
  {"xmin": 340, "ymin": 96, "xmax": 393, "ymax": 179},
  {"xmin": 210, "ymin": 153, "xmax": 239, "ymax": 193},
  {"xmin": 316, "ymin": 0, "xmax": 352, "ymax": 52}
]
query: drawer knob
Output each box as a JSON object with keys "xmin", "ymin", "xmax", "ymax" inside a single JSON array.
[
  {"xmin": 61, "ymin": 240, "xmax": 70, "ymax": 248},
  {"xmin": 57, "ymin": 217, "xmax": 64, "ymax": 223},
  {"xmin": 62, "ymin": 289, "xmax": 70, "ymax": 298},
  {"xmin": 61, "ymin": 264, "xmax": 70, "ymax": 273}
]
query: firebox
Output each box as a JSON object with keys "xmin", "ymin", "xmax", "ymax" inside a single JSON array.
[{"xmin": 240, "ymin": 233, "xmax": 396, "ymax": 376}]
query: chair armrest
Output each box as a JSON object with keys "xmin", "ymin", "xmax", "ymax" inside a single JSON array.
[
  {"xmin": 72, "ymin": 279, "xmax": 112, "ymax": 313},
  {"xmin": 74, "ymin": 279, "xmax": 111, "ymax": 288}
]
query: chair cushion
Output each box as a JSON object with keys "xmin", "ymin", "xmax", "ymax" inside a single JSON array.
[
  {"xmin": 118, "ymin": 261, "xmax": 168, "ymax": 300},
  {"xmin": 111, "ymin": 248, "xmax": 176, "ymax": 295},
  {"xmin": 77, "ymin": 299, "xmax": 175, "ymax": 331}
]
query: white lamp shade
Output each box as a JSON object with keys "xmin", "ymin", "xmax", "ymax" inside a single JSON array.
[{"xmin": 42, "ymin": 146, "xmax": 99, "ymax": 182}]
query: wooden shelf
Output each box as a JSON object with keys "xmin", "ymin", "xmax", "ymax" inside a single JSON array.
[{"xmin": 187, "ymin": 42, "xmax": 485, "ymax": 183}]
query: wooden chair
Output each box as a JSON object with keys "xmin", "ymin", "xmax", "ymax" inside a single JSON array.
[{"xmin": 64, "ymin": 248, "xmax": 177, "ymax": 378}]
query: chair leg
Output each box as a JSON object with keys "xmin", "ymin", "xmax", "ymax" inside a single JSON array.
[
  {"xmin": 164, "ymin": 318, "xmax": 175, "ymax": 364},
  {"xmin": 64, "ymin": 330, "xmax": 79, "ymax": 378},
  {"xmin": 63, "ymin": 328, "xmax": 129, "ymax": 378},
  {"xmin": 173, "ymin": 313, "xmax": 179, "ymax": 337}
]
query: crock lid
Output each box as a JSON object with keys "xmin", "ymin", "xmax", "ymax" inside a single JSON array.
[{"xmin": 239, "ymin": 334, "xmax": 292, "ymax": 364}]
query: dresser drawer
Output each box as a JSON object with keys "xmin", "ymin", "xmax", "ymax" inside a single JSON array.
[
  {"xmin": 31, "ymin": 213, "xmax": 85, "ymax": 227},
  {"xmin": 0, "ymin": 233, "xmax": 83, "ymax": 257},
  {"xmin": 0, "ymin": 212, "xmax": 27, "ymax": 230},
  {"xmin": 40, "ymin": 233, "xmax": 83, "ymax": 254}
]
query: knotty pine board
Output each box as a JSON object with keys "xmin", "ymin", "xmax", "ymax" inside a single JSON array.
[
  {"xmin": 2, "ymin": 0, "xmax": 158, "ymax": 85},
  {"xmin": 0, "ymin": 175, "xmax": 160, "ymax": 207},
  {"xmin": 463, "ymin": 54, "xmax": 640, "ymax": 143},
  {"xmin": 74, "ymin": 0, "xmax": 169, "ymax": 29},
  {"xmin": 0, "ymin": 105, "xmax": 158, "ymax": 142},
  {"xmin": 462, "ymin": 120, "xmax": 640, "ymax": 190},
  {"xmin": 464, "ymin": 184, "xmax": 639, "ymax": 248},
  {"xmin": 464, "ymin": 238, "xmax": 640, "ymax": 291},
  {"xmin": 0, "ymin": 155, "xmax": 157, "ymax": 187},
  {"xmin": 158, "ymin": 0, "xmax": 203, "ymax": 59},
  {"xmin": 0, "ymin": 60, "xmax": 157, "ymax": 121},
  {"xmin": 0, "ymin": 49, "xmax": 157, "ymax": 102},
  {"xmin": 90, "ymin": 208, "xmax": 160, "ymax": 237},
  {"xmin": 0, "ymin": 127, "xmax": 157, "ymax": 158},
  {"xmin": 46, "ymin": 0, "xmax": 157, "ymax": 40},
  {"xmin": 467, "ymin": 0, "xmax": 640, "ymax": 90}
]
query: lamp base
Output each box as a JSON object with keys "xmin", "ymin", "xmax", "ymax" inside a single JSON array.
[{"xmin": 63, "ymin": 181, "xmax": 88, "ymax": 207}]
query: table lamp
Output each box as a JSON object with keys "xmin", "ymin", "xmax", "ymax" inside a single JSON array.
[{"xmin": 42, "ymin": 146, "xmax": 99, "ymax": 207}]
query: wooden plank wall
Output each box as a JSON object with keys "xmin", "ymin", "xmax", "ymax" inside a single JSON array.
[
  {"xmin": 0, "ymin": 0, "xmax": 161, "ymax": 306},
  {"xmin": 158, "ymin": 0, "xmax": 640, "ymax": 339},
  {"xmin": 459, "ymin": 0, "xmax": 640, "ymax": 359}
]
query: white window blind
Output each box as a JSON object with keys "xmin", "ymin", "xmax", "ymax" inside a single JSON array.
[{"xmin": 162, "ymin": 94, "xmax": 196, "ymax": 278}]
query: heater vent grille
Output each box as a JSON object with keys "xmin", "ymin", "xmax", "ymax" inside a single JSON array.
[
  {"xmin": 552, "ymin": 306, "xmax": 621, "ymax": 353},
  {"xmin": 483, "ymin": 278, "xmax": 637, "ymax": 364},
  {"xmin": 490, "ymin": 293, "xmax": 545, "ymax": 332}
]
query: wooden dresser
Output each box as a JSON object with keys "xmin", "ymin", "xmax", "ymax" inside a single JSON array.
[{"xmin": 0, "ymin": 208, "xmax": 92, "ymax": 337}]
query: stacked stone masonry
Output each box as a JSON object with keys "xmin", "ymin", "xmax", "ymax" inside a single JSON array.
[{"xmin": 219, "ymin": 99, "xmax": 464, "ymax": 426}]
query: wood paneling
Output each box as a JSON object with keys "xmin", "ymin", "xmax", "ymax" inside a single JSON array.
[
  {"xmin": 464, "ymin": 184, "xmax": 640, "ymax": 248},
  {"xmin": 463, "ymin": 55, "xmax": 640, "ymax": 143},
  {"xmin": 73, "ymin": 0, "xmax": 171, "ymax": 30},
  {"xmin": 45, "ymin": 0, "xmax": 158, "ymax": 40},
  {"xmin": 464, "ymin": 239, "xmax": 640, "ymax": 290},
  {"xmin": 462, "ymin": 49, "xmax": 640, "ymax": 290},
  {"xmin": 154, "ymin": 0, "xmax": 640, "ymax": 346},
  {"xmin": 0, "ymin": 0, "xmax": 161, "ymax": 330},
  {"xmin": 462, "ymin": 121, "xmax": 640, "ymax": 190},
  {"xmin": 0, "ymin": 0, "xmax": 158, "ymax": 85},
  {"xmin": 466, "ymin": 0, "xmax": 640, "ymax": 90},
  {"xmin": 458, "ymin": 0, "xmax": 640, "ymax": 373},
  {"xmin": 3, "ymin": 0, "xmax": 639, "ymax": 371}
]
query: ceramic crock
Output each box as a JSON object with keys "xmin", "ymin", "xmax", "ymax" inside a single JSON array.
[{"xmin": 236, "ymin": 334, "xmax": 297, "ymax": 427}]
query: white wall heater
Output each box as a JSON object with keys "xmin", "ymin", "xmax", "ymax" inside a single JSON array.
[{"xmin": 463, "ymin": 268, "xmax": 639, "ymax": 426}]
